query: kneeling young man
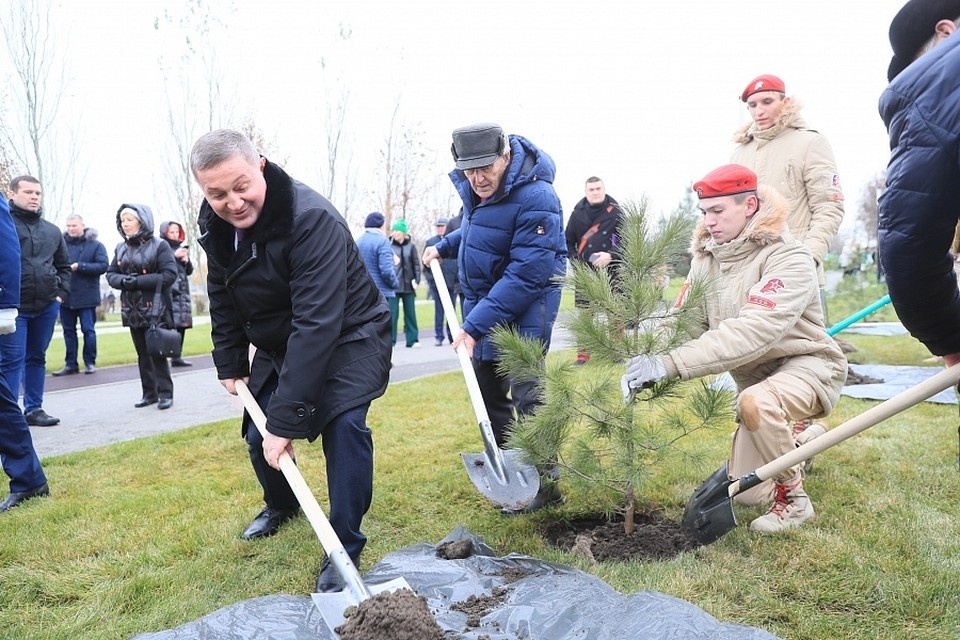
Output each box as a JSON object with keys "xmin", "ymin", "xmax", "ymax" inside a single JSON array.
[{"xmin": 622, "ymin": 164, "xmax": 846, "ymax": 533}]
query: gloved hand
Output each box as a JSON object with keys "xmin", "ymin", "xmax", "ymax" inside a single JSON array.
[
  {"xmin": 121, "ymin": 275, "xmax": 137, "ymax": 290},
  {"xmin": 621, "ymin": 354, "xmax": 667, "ymax": 402},
  {"xmin": 0, "ymin": 308, "xmax": 18, "ymax": 335}
]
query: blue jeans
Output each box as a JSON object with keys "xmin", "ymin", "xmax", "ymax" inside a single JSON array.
[
  {"xmin": 0, "ymin": 300, "xmax": 60, "ymax": 413},
  {"xmin": 0, "ymin": 352, "xmax": 47, "ymax": 492},
  {"xmin": 244, "ymin": 380, "xmax": 374, "ymax": 560},
  {"xmin": 60, "ymin": 306, "xmax": 98, "ymax": 368}
]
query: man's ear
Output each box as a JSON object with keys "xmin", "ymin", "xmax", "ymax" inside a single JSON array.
[
  {"xmin": 936, "ymin": 18, "xmax": 958, "ymax": 37},
  {"xmin": 745, "ymin": 194, "xmax": 760, "ymax": 216}
]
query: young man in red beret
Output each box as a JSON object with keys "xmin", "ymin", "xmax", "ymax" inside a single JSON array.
[
  {"xmin": 622, "ymin": 165, "xmax": 846, "ymax": 533},
  {"xmin": 879, "ymin": 0, "xmax": 960, "ymax": 368},
  {"xmin": 731, "ymin": 73, "xmax": 844, "ymax": 455}
]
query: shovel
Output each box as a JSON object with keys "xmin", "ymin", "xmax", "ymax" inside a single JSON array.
[
  {"xmin": 682, "ymin": 363, "xmax": 960, "ymax": 545},
  {"xmin": 234, "ymin": 380, "xmax": 411, "ymax": 636},
  {"xmin": 428, "ymin": 260, "xmax": 541, "ymax": 509}
]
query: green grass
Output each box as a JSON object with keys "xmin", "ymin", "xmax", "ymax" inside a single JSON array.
[
  {"xmin": 44, "ymin": 322, "xmax": 214, "ymax": 371},
  {"xmin": 3, "ymin": 327, "xmax": 960, "ymax": 639}
]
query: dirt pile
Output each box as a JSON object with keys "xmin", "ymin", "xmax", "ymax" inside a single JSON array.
[{"xmin": 336, "ymin": 589, "xmax": 444, "ymax": 640}]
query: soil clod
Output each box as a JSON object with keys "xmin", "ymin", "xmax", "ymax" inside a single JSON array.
[
  {"xmin": 437, "ymin": 539, "xmax": 473, "ymax": 559},
  {"xmin": 543, "ymin": 512, "xmax": 699, "ymax": 562},
  {"xmin": 336, "ymin": 588, "xmax": 444, "ymax": 640},
  {"xmin": 450, "ymin": 586, "xmax": 509, "ymax": 628}
]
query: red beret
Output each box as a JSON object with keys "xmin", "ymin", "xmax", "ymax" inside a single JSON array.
[
  {"xmin": 740, "ymin": 74, "xmax": 786, "ymax": 102},
  {"xmin": 693, "ymin": 164, "xmax": 758, "ymax": 199}
]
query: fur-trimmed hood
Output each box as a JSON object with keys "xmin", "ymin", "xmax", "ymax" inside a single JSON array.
[
  {"xmin": 690, "ymin": 185, "xmax": 790, "ymax": 257},
  {"xmin": 732, "ymin": 98, "xmax": 808, "ymax": 144}
]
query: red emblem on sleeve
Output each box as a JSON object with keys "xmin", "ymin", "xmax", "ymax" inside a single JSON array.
[{"xmin": 759, "ymin": 278, "xmax": 785, "ymax": 294}]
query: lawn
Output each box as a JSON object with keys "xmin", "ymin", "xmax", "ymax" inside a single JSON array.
[{"xmin": 3, "ymin": 285, "xmax": 959, "ymax": 639}]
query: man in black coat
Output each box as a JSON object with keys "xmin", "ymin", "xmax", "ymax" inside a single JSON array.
[
  {"xmin": 564, "ymin": 176, "xmax": 625, "ymax": 365},
  {"xmin": 53, "ymin": 214, "xmax": 108, "ymax": 376},
  {"xmin": 192, "ymin": 129, "xmax": 392, "ymax": 594},
  {"xmin": 0, "ymin": 176, "xmax": 70, "ymax": 427}
]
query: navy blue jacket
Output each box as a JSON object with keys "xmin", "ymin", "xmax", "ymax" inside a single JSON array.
[
  {"xmin": 0, "ymin": 198, "xmax": 20, "ymax": 310},
  {"xmin": 435, "ymin": 135, "xmax": 566, "ymax": 361},
  {"xmin": 357, "ymin": 229, "xmax": 400, "ymax": 298},
  {"xmin": 62, "ymin": 229, "xmax": 109, "ymax": 309},
  {"xmin": 878, "ymin": 33, "xmax": 960, "ymax": 356}
]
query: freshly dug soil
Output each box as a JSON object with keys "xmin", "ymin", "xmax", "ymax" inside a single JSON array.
[
  {"xmin": 846, "ymin": 367, "xmax": 883, "ymax": 385},
  {"xmin": 437, "ymin": 539, "xmax": 473, "ymax": 559},
  {"xmin": 542, "ymin": 511, "xmax": 699, "ymax": 562},
  {"xmin": 450, "ymin": 586, "xmax": 509, "ymax": 628},
  {"xmin": 336, "ymin": 589, "xmax": 444, "ymax": 640}
]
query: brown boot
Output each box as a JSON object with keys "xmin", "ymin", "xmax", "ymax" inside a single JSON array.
[{"xmin": 749, "ymin": 479, "xmax": 814, "ymax": 533}]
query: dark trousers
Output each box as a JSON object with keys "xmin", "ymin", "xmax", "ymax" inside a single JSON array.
[
  {"xmin": 129, "ymin": 327, "xmax": 173, "ymax": 400},
  {"xmin": 472, "ymin": 357, "xmax": 541, "ymax": 448},
  {"xmin": 243, "ymin": 376, "xmax": 374, "ymax": 560},
  {"xmin": 428, "ymin": 281, "xmax": 455, "ymax": 343},
  {"xmin": 60, "ymin": 306, "xmax": 98, "ymax": 368},
  {"xmin": 0, "ymin": 300, "xmax": 60, "ymax": 413},
  {"xmin": 389, "ymin": 292, "xmax": 419, "ymax": 347},
  {"xmin": 0, "ymin": 353, "xmax": 46, "ymax": 493}
]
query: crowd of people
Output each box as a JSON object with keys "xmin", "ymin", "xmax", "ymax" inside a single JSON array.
[{"xmin": 2, "ymin": 0, "xmax": 958, "ymax": 601}]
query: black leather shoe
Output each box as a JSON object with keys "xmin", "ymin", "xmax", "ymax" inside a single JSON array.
[
  {"xmin": 241, "ymin": 507, "xmax": 299, "ymax": 540},
  {"xmin": 170, "ymin": 359, "xmax": 193, "ymax": 367},
  {"xmin": 84, "ymin": 364, "xmax": 96, "ymax": 374},
  {"xmin": 500, "ymin": 486, "xmax": 564, "ymax": 517},
  {"xmin": 52, "ymin": 366, "xmax": 79, "ymax": 376},
  {"xmin": 135, "ymin": 397, "xmax": 158, "ymax": 408},
  {"xmin": 315, "ymin": 555, "xmax": 359, "ymax": 593},
  {"xmin": 24, "ymin": 409, "xmax": 60, "ymax": 427},
  {"xmin": 0, "ymin": 483, "xmax": 50, "ymax": 511},
  {"xmin": 158, "ymin": 398, "xmax": 173, "ymax": 410}
]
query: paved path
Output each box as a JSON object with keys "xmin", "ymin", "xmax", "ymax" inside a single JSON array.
[{"xmin": 31, "ymin": 326, "xmax": 572, "ymax": 459}]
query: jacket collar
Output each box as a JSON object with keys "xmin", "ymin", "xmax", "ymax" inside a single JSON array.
[{"xmin": 690, "ymin": 185, "xmax": 791, "ymax": 258}]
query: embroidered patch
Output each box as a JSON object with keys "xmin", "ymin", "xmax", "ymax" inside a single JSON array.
[
  {"xmin": 832, "ymin": 192, "xmax": 844, "ymax": 202},
  {"xmin": 535, "ymin": 225, "xmax": 546, "ymax": 235},
  {"xmin": 673, "ymin": 283, "xmax": 691, "ymax": 309},
  {"xmin": 831, "ymin": 174, "xmax": 841, "ymax": 188},
  {"xmin": 759, "ymin": 278, "xmax": 785, "ymax": 294},
  {"xmin": 748, "ymin": 294, "xmax": 776, "ymax": 309}
]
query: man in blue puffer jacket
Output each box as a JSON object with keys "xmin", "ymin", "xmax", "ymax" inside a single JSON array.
[
  {"xmin": 422, "ymin": 123, "xmax": 567, "ymax": 514},
  {"xmin": 879, "ymin": 0, "xmax": 960, "ymax": 366}
]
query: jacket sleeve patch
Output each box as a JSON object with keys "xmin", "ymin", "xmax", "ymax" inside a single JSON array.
[
  {"xmin": 759, "ymin": 278, "xmax": 784, "ymax": 294},
  {"xmin": 748, "ymin": 294, "xmax": 777, "ymax": 309}
]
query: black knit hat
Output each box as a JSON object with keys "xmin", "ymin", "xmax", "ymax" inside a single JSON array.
[{"xmin": 888, "ymin": 0, "xmax": 960, "ymax": 80}]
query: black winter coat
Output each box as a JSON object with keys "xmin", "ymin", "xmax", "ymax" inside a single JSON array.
[
  {"xmin": 8, "ymin": 203, "xmax": 71, "ymax": 313},
  {"xmin": 159, "ymin": 221, "xmax": 194, "ymax": 329},
  {"xmin": 878, "ymin": 32, "xmax": 960, "ymax": 356},
  {"xmin": 198, "ymin": 160, "xmax": 392, "ymax": 441},
  {"xmin": 564, "ymin": 195, "xmax": 624, "ymax": 264},
  {"xmin": 105, "ymin": 204, "xmax": 177, "ymax": 329},
  {"xmin": 62, "ymin": 229, "xmax": 109, "ymax": 309},
  {"xmin": 391, "ymin": 236, "xmax": 421, "ymax": 294}
]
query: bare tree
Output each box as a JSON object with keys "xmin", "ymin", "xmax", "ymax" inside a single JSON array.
[
  {"xmin": 856, "ymin": 170, "xmax": 885, "ymax": 247},
  {"xmin": 154, "ymin": 0, "xmax": 235, "ymax": 260},
  {"xmin": 0, "ymin": 0, "xmax": 84, "ymax": 221}
]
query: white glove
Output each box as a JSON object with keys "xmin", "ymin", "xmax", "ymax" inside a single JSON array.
[
  {"xmin": 0, "ymin": 308, "xmax": 18, "ymax": 335},
  {"xmin": 621, "ymin": 354, "xmax": 667, "ymax": 402}
]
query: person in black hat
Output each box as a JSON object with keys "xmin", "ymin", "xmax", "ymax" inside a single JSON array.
[
  {"xmin": 878, "ymin": 0, "xmax": 960, "ymax": 368},
  {"xmin": 421, "ymin": 123, "xmax": 567, "ymax": 515},
  {"xmin": 423, "ymin": 216, "xmax": 457, "ymax": 346}
]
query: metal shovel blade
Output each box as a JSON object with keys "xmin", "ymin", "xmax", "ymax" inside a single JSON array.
[
  {"xmin": 462, "ymin": 448, "xmax": 541, "ymax": 510},
  {"xmin": 681, "ymin": 463, "xmax": 739, "ymax": 545},
  {"xmin": 312, "ymin": 576, "xmax": 413, "ymax": 637}
]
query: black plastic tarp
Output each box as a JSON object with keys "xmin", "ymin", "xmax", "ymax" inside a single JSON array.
[{"xmin": 133, "ymin": 527, "xmax": 779, "ymax": 640}]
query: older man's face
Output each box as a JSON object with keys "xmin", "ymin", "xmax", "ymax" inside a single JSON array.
[
  {"xmin": 464, "ymin": 153, "xmax": 510, "ymax": 199},
  {"xmin": 195, "ymin": 154, "xmax": 267, "ymax": 230}
]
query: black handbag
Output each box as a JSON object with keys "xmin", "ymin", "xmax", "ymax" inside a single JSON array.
[{"xmin": 145, "ymin": 279, "xmax": 182, "ymax": 359}]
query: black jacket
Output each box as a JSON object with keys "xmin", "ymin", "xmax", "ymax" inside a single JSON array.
[
  {"xmin": 8, "ymin": 202, "xmax": 71, "ymax": 313},
  {"xmin": 564, "ymin": 195, "xmax": 624, "ymax": 264},
  {"xmin": 198, "ymin": 160, "xmax": 392, "ymax": 441},
  {"xmin": 878, "ymin": 32, "xmax": 960, "ymax": 356},
  {"xmin": 105, "ymin": 204, "xmax": 177, "ymax": 329},
  {"xmin": 62, "ymin": 229, "xmax": 109, "ymax": 309},
  {"xmin": 391, "ymin": 235, "xmax": 421, "ymax": 294},
  {"xmin": 159, "ymin": 221, "xmax": 194, "ymax": 329}
]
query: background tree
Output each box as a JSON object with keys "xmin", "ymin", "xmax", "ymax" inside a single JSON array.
[
  {"xmin": 0, "ymin": 0, "xmax": 85, "ymax": 222},
  {"xmin": 494, "ymin": 199, "xmax": 732, "ymax": 534}
]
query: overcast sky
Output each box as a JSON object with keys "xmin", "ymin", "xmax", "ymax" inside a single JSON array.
[{"xmin": 3, "ymin": 0, "xmax": 908, "ymax": 248}]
